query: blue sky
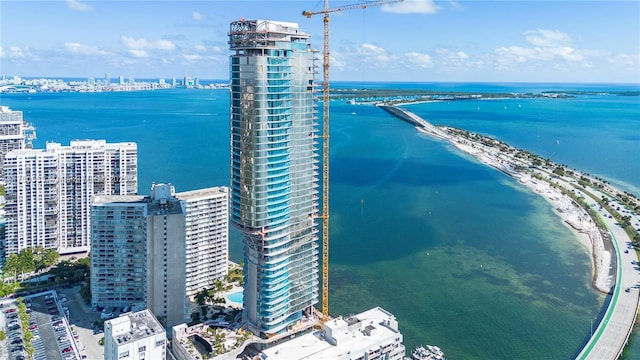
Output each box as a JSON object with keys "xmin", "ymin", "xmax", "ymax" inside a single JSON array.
[{"xmin": 1, "ymin": 0, "xmax": 639, "ymax": 83}]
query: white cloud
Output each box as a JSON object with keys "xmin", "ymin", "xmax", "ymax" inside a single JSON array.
[
  {"xmin": 121, "ymin": 37, "xmax": 147, "ymax": 50},
  {"xmin": 405, "ymin": 51, "xmax": 433, "ymax": 68},
  {"xmin": 128, "ymin": 49, "xmax": 149, "ymax": 58},
  {"xmin": 192, "ymin": 12, "xmax": 205, "ymax": 20},
  {"xmin": 329, "ymin": 50, "xmax": 347, "ymax": 71},
  {"xmin": 607, "ymin": 52, "xmax": 639, "ymax": 67},
  {"xmin": 524, "ymin": 29, "xmax": 573, "ymax": 47},
  {"xmin": 121, "ymin": 36, "xmax": 176, "ymax": 57},
  {"xmin": 494, "ymin": 45, "xmax": 584, "ymax": 63},
  {"xmin": 66, "ymin": 0, "xmax": 93, "ymax": 12},
  {"xmin": 183, "ymin": 54, "xmax": 203, "ymax": 61},
  {"xmin": 64, "ymin": 42, "xmax": 111, "ymax": 56},
  {"xmin": 431, "ymin": 48, "xmax": 471, "ymax": 68},
  {"xmin": 194, "ymin": 45, "xmax": 207, "ymax": 52},
  {"xmin": 548, "ymin": 47, "xmax": 583, "ymax": 61},
  {"xmin": 153, "ymin": 40, "xmax": 176, "ymax": 51},
  {"xmin": 7, "ymin": 46, "xmax": 26, "ymax": 58},
  {"xmin": 359, "ymin": 43, "xmax": 386, "ymax": 56},
  {"xmin": 0, "ymin": 47, "xmax": 4, "ymax": 58},
  {"xmin": 357, "ymin": 43, "xmax": 399, "ymax": 67},
  {"xmin": 382, "ymin": 0, "xmax": 440, "ymax": 14},
  {"xmin": 490, "ymin": 29, "xmax": 593, "ymax": 71}
]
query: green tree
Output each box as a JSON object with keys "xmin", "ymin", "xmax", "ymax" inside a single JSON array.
[
  {"xmin": 50, "ymin": 258, "xmax": 89, "ymax": 287},
  {"xmin": 195, "ymin": 290, "xmax": 207, "ymax": 306},
  {"xmin": 43, "ymin": 248, "xmax": 60, "ymax": 267},
  {"xmin": 31, "ymin": 247, "xmax": 59, "ymax": 280},
  {"xmin": 0, "ymin": 279, "xmax": 19, "ymax": 297},
  {"xmin": 190, "ymin": 312, "xmax": 201, "ymax": 324},
  {"xmin": 18, "ymin": 248, "xmax": 36, "ymax": 274},
  {"xmin": 4, "ymin": 253, "xmax": 20, "ymax": 281},
  {"xmin": 80, "ymin": 282, "xmax": 91, "ymax": 304}
]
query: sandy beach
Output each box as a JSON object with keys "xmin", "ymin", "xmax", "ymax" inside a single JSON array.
[
  {"xmin": 444, "ymin": 137, "xmax": 612, "ymax": 292},
  {"xmin": 384, "ymin": 104, "xmax": 617, "ymax": 294},
  {"xmin": 448, "ymin": 134, "xmax": 613, "ymax": 293}
]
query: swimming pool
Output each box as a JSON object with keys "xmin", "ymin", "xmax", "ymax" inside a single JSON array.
[{"xmin": 226, "ymin": 291, "xmax": 243, "ymax": 304}]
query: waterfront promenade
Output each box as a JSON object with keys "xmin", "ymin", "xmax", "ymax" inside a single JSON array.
[{"xmin": 380, "ymin": 104, "xmax": 640, "ymax": 360}]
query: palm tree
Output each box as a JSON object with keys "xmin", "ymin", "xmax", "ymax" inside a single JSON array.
[{"xmin": 195, "ymin": 291, "xmax": 207, "ymax": 306}]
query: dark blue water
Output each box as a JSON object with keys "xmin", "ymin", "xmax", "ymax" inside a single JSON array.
[{"xmin": 2, "ymin": 82, "xmax": 638, "ymax": 359}]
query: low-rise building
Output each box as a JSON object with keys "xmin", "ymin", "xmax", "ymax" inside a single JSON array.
[
  {"xmin": 259, "ymin": 307, "xmax": 406, "ymax": 360},
  {"xmin": 170, "ymin": 307, "xmax": 405, "ymax": 360},
  {"xmin": 104, "ymin": 309, "xmax": 166, "ymax": 360}
]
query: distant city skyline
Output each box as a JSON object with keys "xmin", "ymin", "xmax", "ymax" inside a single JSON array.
[{"xmin": 1, "ymin": 0, "xmax": 639, "ymax": 83}]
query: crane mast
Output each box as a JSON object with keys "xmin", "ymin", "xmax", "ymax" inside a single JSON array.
[{"xmin": 302, "ymin": 0, "xmax": 403, "ymax": 324}]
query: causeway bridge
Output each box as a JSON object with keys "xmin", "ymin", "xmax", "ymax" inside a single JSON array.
[
  {"xmin": 574, "ymin": 200, "xmax": 640, "ymax": 359},
  {"xmin": 379, "ymin": 103, "xmax": 640, "ymax": 359}
]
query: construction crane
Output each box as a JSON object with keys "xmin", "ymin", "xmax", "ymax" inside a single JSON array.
[{"xmin": 302, "ymin": 0, "xmax": 404, "ymax": 323}]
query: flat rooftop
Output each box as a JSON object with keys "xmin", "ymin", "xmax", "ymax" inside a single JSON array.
[
  {"xmin": 109, "ymin": 309, "xmax": 164, "ymax": 346},
  {"xmin": 177, "ymin": 186, "xmax": 227, "ymax": 201},
  {"xmin": 259, "ymin": 307, "xmax": 404, "ymax": 359}
]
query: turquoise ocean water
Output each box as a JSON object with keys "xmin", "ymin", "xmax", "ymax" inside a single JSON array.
[{"xmin": 1, "ymin": 82, "xmax": 638, "ymax": 359}]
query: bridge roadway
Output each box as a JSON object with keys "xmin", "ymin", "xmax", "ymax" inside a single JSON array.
[
  {"xmin": 379, "ymin": 104, "xmax": 640, "ymax": 359},
  {"xmin": 573, "ymin": 188, "xmax": 640, "ymax": 359}
]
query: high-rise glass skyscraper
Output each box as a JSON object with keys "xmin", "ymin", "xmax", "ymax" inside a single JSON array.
[{"xmin": 229, "ymin": 19, "xmax": 319, "ymax": 337}]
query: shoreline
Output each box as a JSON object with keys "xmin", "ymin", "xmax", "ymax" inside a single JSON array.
[
  {"xmin": 397, "ymin": 105, "xmax": 619, "ymax": 294},
  {"xmin": 447, "ymin": 138, "xmax": 612, "ymax": 293}
]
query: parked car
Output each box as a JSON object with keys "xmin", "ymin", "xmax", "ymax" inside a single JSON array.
[{"xmin": 100, "ymin": 312, "xmax": 113, "ymax": 320}]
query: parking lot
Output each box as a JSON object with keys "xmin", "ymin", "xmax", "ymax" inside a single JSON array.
[
  {"xmin": 57, "ymin": 286, "xmax": 104, "ymax": 360},
  {"xmin": 1, "ymin": 290, "xmax": 83, "ymax": 360},
  {"xmin": 0, "ymin": 300, "xmax": 26, "ymax": 360}
]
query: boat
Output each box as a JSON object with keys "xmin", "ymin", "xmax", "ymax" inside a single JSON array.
[{"xmin": 412, "ymin": 345, "xmax": 446, "ymax": 360}]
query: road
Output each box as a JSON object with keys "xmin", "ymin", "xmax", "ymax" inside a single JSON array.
[
  {"xmin": 59, "ymin": 286, "xmax": 104, "ymax": 360},
  {"xmin": 572, "ymin": 187, "xmax": 640, "ymax": 359}
]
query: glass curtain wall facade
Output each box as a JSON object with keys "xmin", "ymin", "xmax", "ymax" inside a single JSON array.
[{"xmin": 229, "ymin": 19, "xmax": 319, "ymax": 337}]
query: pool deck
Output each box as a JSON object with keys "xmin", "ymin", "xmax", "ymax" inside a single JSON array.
[{"xmin": 223, "ymin": 286, "xmax": 244, "ymax": 309}]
